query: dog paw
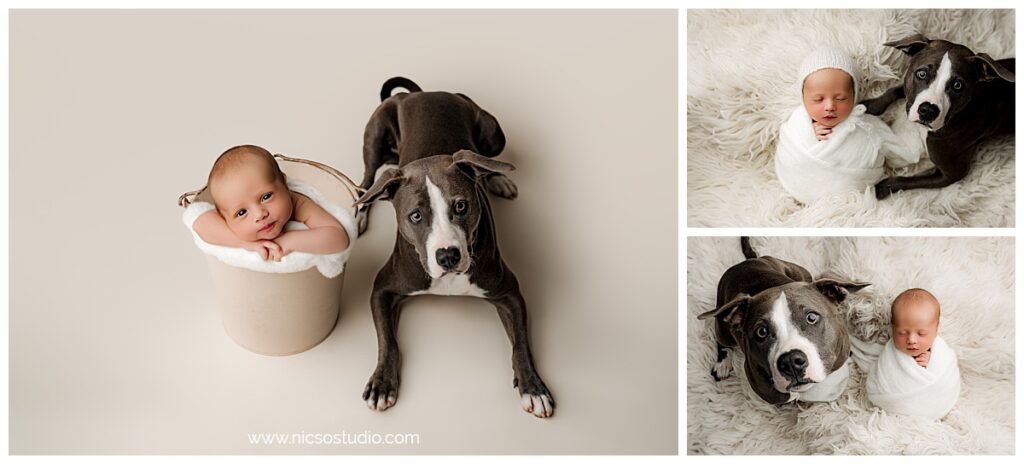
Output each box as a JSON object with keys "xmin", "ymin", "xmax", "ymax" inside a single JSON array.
[
  {"xmin": 711, "ymin": 359, "xmax": 734, "ymax": 381},
  {"xmin": 862, "ymin": 97, "xmax": 890, "ymax": 116},
  {"xmin": 485, "ymin": 173, "xmax": 518, "ymax": 199},
  {"xmin": 874, "ymin": 178, "xmax": 897, "ymax": 200},
  {"xmin": 514, "ymin": 376, "xmax": 555, "ymax": 418},
  {"xmin": 362, "ymin": 368, "xmax": 399, "ymax": 411}
]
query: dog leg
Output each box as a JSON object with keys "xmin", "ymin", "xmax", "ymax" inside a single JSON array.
[
  {"xmin": 875, "ymin": 165, "xmax": 967, "ymax": 199},
  {"xmin": 362, "ymin": 289, "xmax": 406, "ymax": 411},
  {"xmin": 484, "ymin": 173, "xmax": 519, "ymax": 199},
  {"xmin": 861, "ymin": 85, "xmax": 905, "ymax": 116},
  {"xmin": 711, "ymin": 343, "xmax": 734, "ymax": 381},
  {"xmin": 489, "ymin": 291, "xmax": 555, "ymax": 418}
]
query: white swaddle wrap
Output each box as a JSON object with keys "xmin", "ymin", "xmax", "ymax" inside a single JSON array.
[
  {"xmin": 775, "ymin": 104, "xmax": 922, "ymax": 204},
  {"xmin": 851, "ymin": 336, "xmax": 961, "ymax": 420}
]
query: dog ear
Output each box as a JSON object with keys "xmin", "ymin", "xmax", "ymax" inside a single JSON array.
[
  {"xmin": 884, "ymin": 34, "xmax": 930, "ymax": 56},
  {"xmin": 452, "ymin": 149, "xmax": 516, "ymax": 178},
  {"xmin": 969, "ymin": 53, "xmax": 1015, "ymax": 83},
  {"xmin": 813, "ymin": 279, "xmax": 871, "ymax": 303},
  {"xmin": 355, "ymin": 168, "xmax": 403, "ymax": 207},
  {"xmin": 697, "ymin": 294, "xmax": 751, "ymax": 330}
]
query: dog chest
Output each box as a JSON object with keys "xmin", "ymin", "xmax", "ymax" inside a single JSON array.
[{"xmin": 409, "ymin": 272, "xmax": 488, "ymax": 297}]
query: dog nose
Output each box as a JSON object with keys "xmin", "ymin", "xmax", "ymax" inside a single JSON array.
[
  {"xmin": 777, "ymin": 350, "xmax": 809, "ymax": 381},
  {"xmin": 435, "ymin": 246, "xmax": 462, "ymax": 271},
  {"xmin": 917, "ymin": 102, "xmax": 940, "ymax": 123}
]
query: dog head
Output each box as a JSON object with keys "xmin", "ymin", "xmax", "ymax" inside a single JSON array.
[
  {"xmin": 356, "ymin": 150, "xmax": 514, "ymax": 279},
  {"xmin": 699, "ymin": 279, "xmax": 869, "ymax": 393},
  {"xmin": 886, "ymin": 34, "xmax": 1015, "ymax": 131}
]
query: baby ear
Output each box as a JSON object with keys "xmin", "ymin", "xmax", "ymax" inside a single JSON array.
[
  {"xmin": 884, "ymin": 34, "xmax": 930, "ymax": 56},
  {"xmin": 813, "ymin": 279, "xmax": 871, "ymax": 303}
]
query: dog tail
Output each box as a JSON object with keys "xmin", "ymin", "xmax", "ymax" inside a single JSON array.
[
  {"xmin": 380, "ymin": 77, "xmax": 423, "ymax": 101},
  {"xmin": 740, "ymin": 236, "xmax": 758, "ymax": 259}
]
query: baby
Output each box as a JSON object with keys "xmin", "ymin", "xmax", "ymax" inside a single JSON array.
[
  {"xmin": 193, "ymin": 145, "xmax": 349, "ymax": 261},
  {"xmin": 775, "ymin": 47, "xmax": 922, "ymax": 204},
  {"xmin": 864, "ymin": 288, "xmax": 961, "ymax": 420}
]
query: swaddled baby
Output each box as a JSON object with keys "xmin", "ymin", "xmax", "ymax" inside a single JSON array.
[
  {"xmin": 775, "ymin": 47, "xmax": 922, "ymax": 204},
  {"xmin": 864, "ymin": 288, "xmax": 961, "ymax": 420}
]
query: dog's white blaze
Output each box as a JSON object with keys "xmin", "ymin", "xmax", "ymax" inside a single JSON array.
[
  {"xmin": 424, "ymin": 176, "xmax": 468, "ymax": 278},
  {"xmin": 768, "ymin": 292, "xmax": 827, "ymax": 391},
  {"xmin": 409, "ymin": 272, "xmax": 487, "ymax": 297},
  {"xmin": 908, "ymin": 52, "xmax": 953, "ymax": 131}
]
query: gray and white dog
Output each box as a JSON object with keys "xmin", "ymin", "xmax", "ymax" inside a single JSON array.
[
  {"xmin": 698, "ymin": 238, "xmax": 869, "ymax": 404},
  {"xmin": 861, "ymin": 34, "xmax": 1015, "ymax": 199},
  {"xmin": 355, "ymin": 77, "xmax": 554, "ymax": 418}
]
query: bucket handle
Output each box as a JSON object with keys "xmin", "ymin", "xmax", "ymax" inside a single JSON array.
[{"xmin": 178, "ymin": 154, "xmax": 367, "ymax": 208}]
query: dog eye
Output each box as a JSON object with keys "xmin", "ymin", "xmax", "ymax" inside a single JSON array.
[
  {"xmin": 409, "ymin": 211, "xmax": 422, "ymax": 224},
  {"xmin": 755, "ymin": 326, "xmax": 769, "ymax": 339},
  {"xmin": 806, "ymin": 312, "xmax": 821, "ymax": 324},
  {"xmin": 453, "ymin": 200, "xmax": 468, "ymax": 215},
  {"xmin": 915, "ymin": 69, "xmax": 928, "ymax": 79},
  {"xmin": 952, "ymin": 80, "xmax": 963, "ymax": 91}
]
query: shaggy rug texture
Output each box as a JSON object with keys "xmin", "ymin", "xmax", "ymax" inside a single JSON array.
[
  {"xmin": 687, "ymin": 237, "xmax": 1015, "ymax": 455},
  {"xmin": 687, "ymin": 10, "xmax": 1015, "ymax": 227}
]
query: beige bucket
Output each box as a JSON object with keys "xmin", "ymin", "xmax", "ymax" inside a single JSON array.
[{"xmin": 179, "ymin": 155, "xmax": 363, "ymax": 356}]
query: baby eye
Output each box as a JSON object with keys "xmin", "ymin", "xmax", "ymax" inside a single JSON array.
[
  {"xmin": 236, "ymin": 209, "xmax": 247, "ymax": 218},
  {"xmin": 261, "ymin": 192, "xmax": 273, "ymax": 202}
]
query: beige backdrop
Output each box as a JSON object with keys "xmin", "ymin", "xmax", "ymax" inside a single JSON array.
[{"xmin": 9, "ymin": 10, "xmax": 677, "ymax": 454}]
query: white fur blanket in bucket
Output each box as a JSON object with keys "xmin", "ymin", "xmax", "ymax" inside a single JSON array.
[
  {"xmin": 687, "ymin": 9, "xmax": 1015, "ymax": 227},
  {"xmin": 851, "ymin": 337, "xmax": 961, "ymax": 420},
  {"xmin": 687, "ymin": 237, "xmax": 1014, "ymax": 455},
  {"xmin": 181, "ymin": 178, "xmax": 358, "ymax": 278}
]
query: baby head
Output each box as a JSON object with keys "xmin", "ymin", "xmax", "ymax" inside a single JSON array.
[
  {"xmin": 890, "ymin": 288, "xmax": 941, "ymax": 357},
  {"xmin": 207, "ymin": 145, "xmax": 293, "ymax": 242},
  {"xmin": 799, "ymin": 47, "xmax": 859, "ymax": 128}
]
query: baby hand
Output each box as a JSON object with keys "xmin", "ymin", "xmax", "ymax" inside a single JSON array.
[
  {"xmin": 914, "ymin": 349, "xmax": 931, "ymax": 367},
  {"xmin": 242, "ymin": 240, "xmax": 283, "ymax": 261},
  {"xmin": 813, "ymin": 121, "xmax": 832, "ymax": 141}
]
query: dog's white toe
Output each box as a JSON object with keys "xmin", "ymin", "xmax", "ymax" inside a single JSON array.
[
  {"xmin": 518, "ymin": 389, "xmax": 555, "ymax": 418},
  {"xmin": 713, "ymin": 359, "xmax": 734, "ymax": 380}
]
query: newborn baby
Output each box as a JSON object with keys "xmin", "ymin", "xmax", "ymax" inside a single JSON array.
[
  {"xmin": 865, "ymin": 288, "xmax": 961, "ymax": 420},
  {"xmin": 775, "ymin": 47, "xmax": 922, "ymax": 204}
]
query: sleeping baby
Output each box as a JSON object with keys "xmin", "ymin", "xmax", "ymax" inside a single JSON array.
[
  {"xmin": 864, "ymin": 288, "xmax": 961, "ymax": 420},
  {"xmin": 775, "ymin": 47, "xmax": 922, "ymax": 204}
]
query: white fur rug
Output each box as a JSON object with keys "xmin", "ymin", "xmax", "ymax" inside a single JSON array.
[
  {"xmin": 687, "ymin": 237, "xmax": 1015, "ymax": 455},
  {"xmin": 687, "ymin": 10, "xmax": 1015, "ymax": 227}
]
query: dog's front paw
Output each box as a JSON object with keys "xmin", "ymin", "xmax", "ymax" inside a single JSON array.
[
  {"xmin": 485, "ymin": 173, "xmax": 518, "ymax": 199},
  {"xmin": 362, "ymin": 367, "xmax": 400, "ymax": 411},
  {"xmin": 874, "ymin": 177, "xmax": 898, "ymax": 200},
  {"xmin": 711, "ymin": 358, "xmax": 734, "ymax": 381},
  {"xmin": 515, "ymin": 375, "xmax": 555, "ymax": 418}
]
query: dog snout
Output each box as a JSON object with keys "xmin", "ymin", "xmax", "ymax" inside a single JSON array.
[
  {"xmin": 776, "ymin": 350, "xmax": 808, "ymax": 382},
  {"xmin": 917, "ymin": 102, "xmax": 940, "ymax": 123},
  {"xmin": 435, "ymin": 246, "xmax": 462, "ymax": 272}
]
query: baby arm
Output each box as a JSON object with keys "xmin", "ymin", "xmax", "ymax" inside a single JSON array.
[
  {"xmin": 273, "ymin": 193, "xmax": 350, "ymax": 256},
  {"xmin": 192, "ymin": 210, "xmax": 282, "ymax": 260}
]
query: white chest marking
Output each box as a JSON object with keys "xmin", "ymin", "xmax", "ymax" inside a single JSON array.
[{"xmin": 409, "ymin": 272, "xmax": 487, "ymax": 297}]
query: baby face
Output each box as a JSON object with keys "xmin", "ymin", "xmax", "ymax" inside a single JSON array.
[
  {"xmin": 802, "ymin": 68, "xmax": 855, "ymax": 128},
  {"xmin": 892, "ymin": 300, "xmax": 940, "ymax": 358},
  {"xmin": 211, "ymin": 161, "xmax": 293, "ymax": 242}
]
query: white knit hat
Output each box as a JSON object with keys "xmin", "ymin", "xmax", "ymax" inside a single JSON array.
[{"xmin": 798, "ymin": 46, "xmax": 859, "ymax": 100}]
